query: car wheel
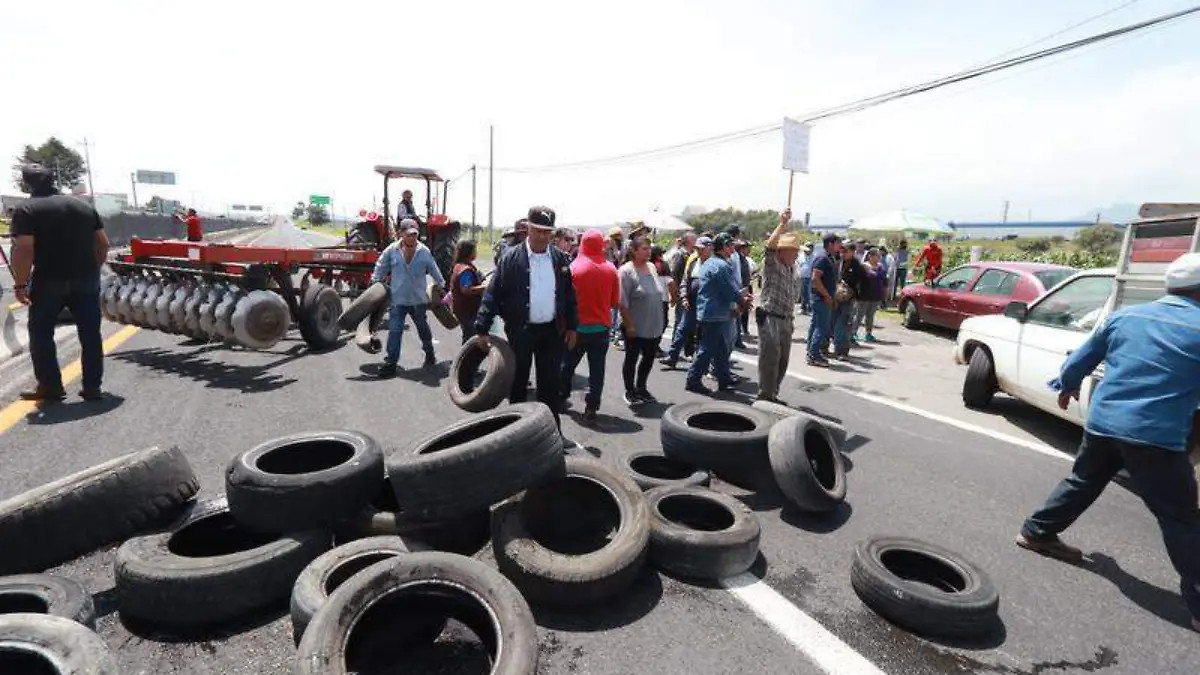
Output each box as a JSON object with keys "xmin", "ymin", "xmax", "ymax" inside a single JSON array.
[
  {"xmin": 902, "ymin": 301, "xmax": 921, "ymax": 329},
  {"xmin": 962, "ymin": 348, "xmax": 998, "ymax": 410}
]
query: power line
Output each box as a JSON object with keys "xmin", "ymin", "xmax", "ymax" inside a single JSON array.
[{"xmin": 499, "ymin": 2, "xmax": 1197, "ymax": 174}]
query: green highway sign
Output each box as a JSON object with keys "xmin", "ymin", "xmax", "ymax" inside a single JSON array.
[{"xmin": 309, "ymin": 194, "xmax": 330, "ymax": 206}]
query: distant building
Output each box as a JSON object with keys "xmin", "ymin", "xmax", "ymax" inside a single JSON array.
[{"xmin": 805, "ymin": 220, "xmax": 1127, "ymax": 240}]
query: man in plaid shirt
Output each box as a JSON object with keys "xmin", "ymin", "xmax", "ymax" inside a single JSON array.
[{"xmin": 755, "ymin": 209, "xmax": 803, "ymax": 403}]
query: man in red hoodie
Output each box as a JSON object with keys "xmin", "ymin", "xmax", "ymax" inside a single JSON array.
[{"xmin": 561, "ymin": 229, "xmax": 620, "ymax": 421}]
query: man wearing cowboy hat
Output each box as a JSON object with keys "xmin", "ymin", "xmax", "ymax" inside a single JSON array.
[
  {"xmin": 754, "ymin": 209, "xmax": 804, "ymax": 403},
  {"xmin": 476, "ymin": 206, "xmax": 579, "ymax": 427}
]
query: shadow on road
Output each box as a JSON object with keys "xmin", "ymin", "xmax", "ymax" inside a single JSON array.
[
  {"xmin": 350, "ymin": 361, "xmax": 449, "ymax": 386},
  {"xmin": 974, "ymin": 396, "xmax": 1083, "ymax": 455},
  {"xmin": 119, "ymin": 602, "xmax": 287, "ymax": 643},
  {"xmin": 1074, "ymin": 553, "xmax": 1195, "ymax": 630},
  {"xmin": 531, "ymin": 566, "xmax": 663, "ymax": 631},
  {"xmin": 25, "ymin": 394, "xmax": 126, "ymax": 425},
  {"xmin": 781, "ymin": 501, "xmax": 853, "ymax": 534},
  {"xmin": 111, "ymin": 347, "xmax": 300, "ymax": 393}
]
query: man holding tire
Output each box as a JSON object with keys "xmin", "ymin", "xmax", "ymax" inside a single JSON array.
[
  {"xmin": 476, "ymin": 206, "xmax": 578, "ymax": 427},
  {"xmin": 371, "ymin": 219, "xmax": 446, "ymax": 376}
]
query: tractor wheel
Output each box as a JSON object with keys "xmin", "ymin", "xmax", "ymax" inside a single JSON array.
[{"xmin": 298, "ymin": 284, "xmax": 343, "ymax": 351}]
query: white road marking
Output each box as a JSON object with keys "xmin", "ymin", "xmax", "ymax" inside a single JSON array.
[
  {"xmin": 721, "ymin": 573, "xmax": 888, "ymax": 675},
  {"xmin": 730, "ymin": 352, "xmax": 1075, "ymax": 464}
]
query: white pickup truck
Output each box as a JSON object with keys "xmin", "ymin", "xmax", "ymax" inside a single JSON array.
[{"xmin": 952, "ymin": 203, "xmax": 1200, "ymax": 468}]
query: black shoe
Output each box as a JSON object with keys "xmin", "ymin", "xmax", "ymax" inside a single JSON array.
[
  {"xmin": 378, "ymin": 363, "xmax": 397, "ymax": 377},
  {"xmin": 423, "ymin": 352, "xmax": 436, "ymax": 368},
  {"xmin": 807, "ymin": 357, "xmax": 830, "ymax": 368},
  {"xmin": 583, "ymin": 405, "xmax": 598, "ymax": 422},
  {"xmin": 636, "ymin": 388, "xmax": 657, "ymax": 403},
  {"xmin": 19, "ymin": 387, "xmax": 66, "ymax": 402},
  {"xmin": 660, "ymin": 358, "xmax": 678, "ymax": 370},
  {"xmin": 623, "ymin": 391, "xmax": 644, "ymax": 407},
  {"xmin": 685, "ymin": 381, "xmax": 712, "ymax": 395},
  {"xmin": 717, "ymin": 380, "xmax": 739, "ymax": 392},
  {"xmin": 79, "ymin": 388, "xmax": 104, "ymax": 401}
]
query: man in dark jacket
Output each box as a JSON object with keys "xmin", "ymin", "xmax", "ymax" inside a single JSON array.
[
  {"xmin": 831, "ymin": 243, "xmax": 866, "ymax": 358},
  {"xmin": 476, "ymin": 206, "xmax": 578, "ymax": 426}
]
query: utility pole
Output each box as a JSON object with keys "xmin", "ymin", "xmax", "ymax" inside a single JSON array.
[
  {"xmin": 488, "ymin": 125, "xmax": 494, "ymax": 244},
  {"xmin": 80, "ymin": 138, "xmax": 96, "ymax": 204},
  {"xmin": 1001, "ymin": 200, "xmax": 1010, "ymax": 224},
  {"xmin": 130, "ymin": 172, "xmax": 139, "ymax": 209},
  {"xmin": 471, "ymin": 164, "xmax": 477, "ymax": 241}
]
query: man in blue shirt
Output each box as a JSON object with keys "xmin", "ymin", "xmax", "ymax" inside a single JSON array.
[
  {"xmin": 371, "ymin": 219, "xmax": 446, "ymax": 376},
  {"xmin": 1017, "ymin": 253, "xmax": 1200, "ymax": 633},
  {"xmin": 805, "ymin": 234, "xmax": 842, "ymax": 367},
  {"xmin": 686, "ymin": 233, "xmax": 748, "ymax": 394}
]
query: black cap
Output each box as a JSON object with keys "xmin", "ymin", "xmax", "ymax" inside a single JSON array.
[
  {"xmin": 527, "ymin": 206, "xmax": 556, "ymax": 229},
  {"xmin": 822, "ymin": 233, "xmax": 843, "ymax": 248}
]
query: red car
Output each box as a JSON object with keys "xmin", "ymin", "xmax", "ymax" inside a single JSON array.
[{"xmin": 899, "ymin": 262, "xmax": 1076, "ymax": 330}]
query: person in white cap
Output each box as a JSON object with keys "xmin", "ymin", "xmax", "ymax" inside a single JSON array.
[
  {"xmin": 371, "ymin": 218, "xmax": 446, "ymax": 376},
  {"xmin": 1016, "ymin": 252, "xmax": 1200, "ymax": 634}
]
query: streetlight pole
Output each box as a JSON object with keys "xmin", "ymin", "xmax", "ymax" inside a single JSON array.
[
  {"xmin": 79, "ymin": 138, "xmax": 96, "ymax": 204},
  {"xmin": 471, "ymin": 164, "xmax": 477, "ymax": 241}
]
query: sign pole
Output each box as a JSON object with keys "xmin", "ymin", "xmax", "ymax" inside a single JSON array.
[{"xmin": 786, "ymin": 170, "xmax": 795, "ymax": 211}]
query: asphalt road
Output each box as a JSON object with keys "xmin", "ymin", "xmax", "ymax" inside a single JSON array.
[{"xmin": 0, "ymin": 222, "xmax": 1195, "ymax": 674}]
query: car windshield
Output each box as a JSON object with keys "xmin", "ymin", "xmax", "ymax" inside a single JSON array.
[{"xmin": 1034, "ymin": 269, "xmax": 1076, "ymax": 290}]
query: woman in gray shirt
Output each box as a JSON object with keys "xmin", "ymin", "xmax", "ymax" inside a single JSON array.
[{"xmin": 618, "ymin": 237, "xmax": 665, "ymax": 405}]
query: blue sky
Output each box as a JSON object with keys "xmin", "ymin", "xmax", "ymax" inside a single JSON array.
[{"xmin": 2, "ymin": 0, "xmax": 1197, "ymax": 225}]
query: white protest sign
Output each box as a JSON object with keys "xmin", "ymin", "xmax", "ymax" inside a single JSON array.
[{"xmin": 781, "ymin": 118, "xmax": 811, "ymax": 173}]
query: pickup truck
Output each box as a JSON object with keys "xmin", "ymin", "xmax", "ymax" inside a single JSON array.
[{"xmin": 952, "ymin": 203, "xmax": 1200, "ymax": 470}]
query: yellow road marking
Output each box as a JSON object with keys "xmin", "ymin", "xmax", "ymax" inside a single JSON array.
[{"xmin": 0, "ymin": 325, "xmax": 141, "ymax": 435}]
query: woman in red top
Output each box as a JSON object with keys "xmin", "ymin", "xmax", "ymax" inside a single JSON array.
[
  {"xmin": 177, "ymin": 208, "xmax": 203, "ymax": 242},
  {"xmin": 449, "ymin": 240, "xmax": 488, "ymax": 344}
]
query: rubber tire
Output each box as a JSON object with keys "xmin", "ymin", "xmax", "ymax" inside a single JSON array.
[
  {"xmin": 294, "ymin": 552, "xmax": 537, "ymax": 675},
  {"xmin": 446, "ymin": 335, "xmax": 517, "ymax": 413},
  {"xmin": 0, "ymin": 614, "xmax": 119, "ymax": 674},
  {"xmin": 335, "ymin": 480, "xmax": 491, "ymax": 556},
  {"xmin": 616, "ymin": 450, "xmax": 710, "ymax": 491},
  {"xmin": 290, "ymin": 536, "xmax": 444, "ymax": 645},
  {"xmin": 767, "ymin": 415, "xmax": 847, "ymax": 513},
  {"xmin": 660, "ymin": 401, "xmax": 774, "ymax": 482},
  {"xmin": 491, "ymin": 455, "xmax": 649, "ymax": 607},
  {"xmin": 226, "ymin": 430, "xmax": 384, "ymax": 533},
  {"xmin": 337, "ymin": 282, "xmax": 387, "ymax": 332},
  {"xmin": 0, "ymin": 574, "xmax": 97, "ymax": 628},
  {"xmin": 427, "ymin": 282, "xmax": 459, "ymax": 330},
  {"xmin": 0, "ymin": 446, "xmax": 200, "ymax": 575},
  {"xmin": 387, "ymin": 402, "xmax": 565, "ymax": 522},
  {"xmin": 353, "ymin": 303, "xmax": 385, "ymax": 354},
  {"xmin": 850, "ymin": 536, "xmax": 1000, "ymax": 639},
  {"xmin": 115, "ymin": 497, "xmax": 330, "ymax": 628},
  {"xmin": 902, "ymin": 301, "xmax": 921, "ymax": 329},
  {"xmin": 298, "ymin": 284, "xmax": 344, "ymax": 351},
  {"xmin": 750, "ymin": 399, "xmax": 849, "ymax": 448},
  {"xmin": 962, "ymin": 348, "xmax": 998, "ymax": 409},
  {"xmin": 644, "ymin": 486, "xmax": 760, "ymax": 580}
]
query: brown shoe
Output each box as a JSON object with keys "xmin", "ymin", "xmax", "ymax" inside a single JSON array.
[
  {"xmin": 1016, "ymin": 533, "xmax": 1083, "ymax": 563},
  {"xmin": 19, "ymin": 387, "xmax": 66, "ymax": 402}
]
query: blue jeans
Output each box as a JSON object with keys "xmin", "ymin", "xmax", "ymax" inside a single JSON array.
[
  {"xmin": 832, "ymin": 300, "xmax": 855, "ymax": 353},
  {"xmin": 385, "ymin": 303, "xmax": 434, "ymax": 365},
  {"xmin": 667, "ymin": 303, "xmax": 697, "ymax": 362},
  {"xmin": 799, "ymin": 278, "xmax": 811, "ymax": 313},
  {"xmin": 687, "ymin": 319, "xmax": 733, "ymax": 387},
  {"xmin": 806, "ymin": 299, "xmax": 831, "ymax": 361},
  {"xmin": 1022, "ymin": 432, "xmax": 1200, "ymax": 621},
  {"xmin": 29, "ymin": 276, "xmax": 104, "ymax": 392},
  {"xmin": 561, "ymin": 331, "xmax": 609, "ymax": 408}
]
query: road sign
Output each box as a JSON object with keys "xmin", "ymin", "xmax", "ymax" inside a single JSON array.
[
  {"xmin": 135, "ymin": 170, "xmax": 176, "ymax": 185},
  {"xmin": 309, "ymin": 194, "xmax": 331, "ymax": 206},
  {"xmin": 781, "ymin": 118, "xmax": 811, "ymax": 174}
]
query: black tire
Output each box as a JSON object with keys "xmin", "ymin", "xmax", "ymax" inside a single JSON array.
[
  {"xmin": 447, "ymin": 335, "xmax": 517, "ymax": 413},
  {"xmin": 290, "ymin": 536, "xmax": 444, "ymax": 645},
  {"xmin": 616, "ymin": 450, "xmax": 710, "ymax": 492},
  {"xmin": 750, "ymin": 400, "xmax": 849, "ymax": 448},
  {"xmin": 492, "ymin": 456, "xmax": 649, "ymax": 607},
  {"xmin": 0, "ymin": 446, "xmax": 200, "ymax": 575},
  {"xmin": 295, "ymin": 552, "xmax": 537, "ymax": 675},
  {"xmin": 962, "ymin": 348, "xmax": 998, "ymax": 409},
  {"xmin": 226, "ymin": 431, "xmax": 384, "ymax": 533},
  {"xmin": 337, "ymin": 282, "xmax": 387, "ymax": 332},
  {"xmin": 115, "ymin": 497, "xmax": 330, "ymax": 628},
  {"xmin": 298, "ymin": 284, "xmax": 343, "ymax": 350},
  {"xmin": 767, "ymin": 415, "xmax": 846, "ymax": 513},
  {"xmin": 644, "ymin": 486, "xmax": 760, "ymax": 580},
  {"xmin": 850, "ymin": 536, "xmax": 1000, "ymax": 639},
  {"xmin": 0, "ymin": 574, "xmax": 96, "ymax": 628},
  {"xmin": 902, "ymin": 301, "xmax": 921, "ymax": 329},
  {"xmin": 0, "ymin": 614, "xmax": 119, "ymax": 674},
  {"xmin": 660, "ymin": 401, "xmax": 774, "ymax": 483},
  {"xmin": 387, "ymin": 403, "xmax": 565, "ymax": 523},
  {"xmin": 353, "ymin": 303, "xmax": 385, "ymax": 354},
  {"xmin": 335, "ymin": 480, "xmax": 491, "ymax": 556}
]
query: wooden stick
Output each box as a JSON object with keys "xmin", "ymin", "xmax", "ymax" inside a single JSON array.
[{"xmin": 786, "ymin": 170, "xmax": 795, "ymax": 211}]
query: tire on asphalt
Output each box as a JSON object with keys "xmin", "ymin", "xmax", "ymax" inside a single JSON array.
[
  {"xmin": 850, "ymin": 535, "xmax": 1000, "ymax": 639},
  {"xmin": 0, "ymin": 446, "xmax": 200, "ymax": 575},
  {"xmin": 226, "ymin": 430, "xmax": 384, "ymax": 533},
  {"xmin": 0, "ymin": 574, "xmax": 97, "ymax": 628},
  {"xmin": 616, "ymin": 450, "xmax": 710, "ymax": 492},
  {"xmin": 660, "ymin": 401, "xmax": 774, "ymax": 485},
  {"xmin": 902, "ymin": 301, "xmax": 921, "ymax": 329},
  {"xmin": 446, "ymin": 335, "xmax": 516, "ymax": 413},
  {"xmin": 115, "ymin": 497, "xmax": 330, "ymax": 628},
  {"xmin": 294, "ymin": 552, "xmax": 537, "ymax": 675},
  {"xmin": 962, "ymin": 348, "xmax": 998, "ymax": 409},
  {"xmin": 337, "ymin": 282, "xmax": 387, "ymax": 332},
  {"xmin": 767, "ymin": 415, "xmax": 847, "ymax": 513},
  {"xmin": 335, "ymin": 480, "xmax": 491, "ymax": 556},
  {"xmin": 0, "ymin": 614, "xmax": 119, "ymax": 675},
  {"xmin": 290, "ymin": 536, "xmax": 444, "ymax": 645},
  {"xmin": 353, "ymin": 303, "xmax": 384, "ymax": 355},
  {"xmin": 387, "ymin": 402, "xmax": 565, "ymax": 523},
  {"xmin": 298, "ymin": 284, "xmax": 344, "ymax": 351},
  {"xmin": 644, "ymin": 486, "xmax": 760, "ymax": 580},
  {"xmin": 491, "ymin": 455, "xmax": 649, "ymax": 607},
  {"xmin": 750, "ymin": 399, "xmax": 849, "ymax": 448}
]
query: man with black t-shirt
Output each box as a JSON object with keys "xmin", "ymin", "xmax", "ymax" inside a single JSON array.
[{"xmin": 8, "ymin": 165, "xmax": 111, "ymax": 402}]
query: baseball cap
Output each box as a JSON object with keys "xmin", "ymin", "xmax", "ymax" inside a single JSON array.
[
  {"xmin": 400, "ymin": 218, "xmax": 419, "ymax": 234},
  {"xmin": 608, "ymin": 226, "xmax": 624, "ymax": 238},
  {"xmin": 1165, "ymin": 252, "xmax": 1200, "ymax": 291},
  {"xmin": 713, "ymin": 233, "xmax": 734, "ymax": 249},
  {"xmin": 696, "ymin": 236, "xmax": 713, "ymax": 248},
  {"xmin": 527, "ymin": 206, "xmax": 556, "ymax": 229}
]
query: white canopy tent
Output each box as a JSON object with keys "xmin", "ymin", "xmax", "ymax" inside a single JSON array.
[
  {"xmin": 640, "ymin": 210, "xmax": 695, "ymax": 232},
  {"xmin": 850, "ymin": 209, "xmax": 955, "ymax": 235}
]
